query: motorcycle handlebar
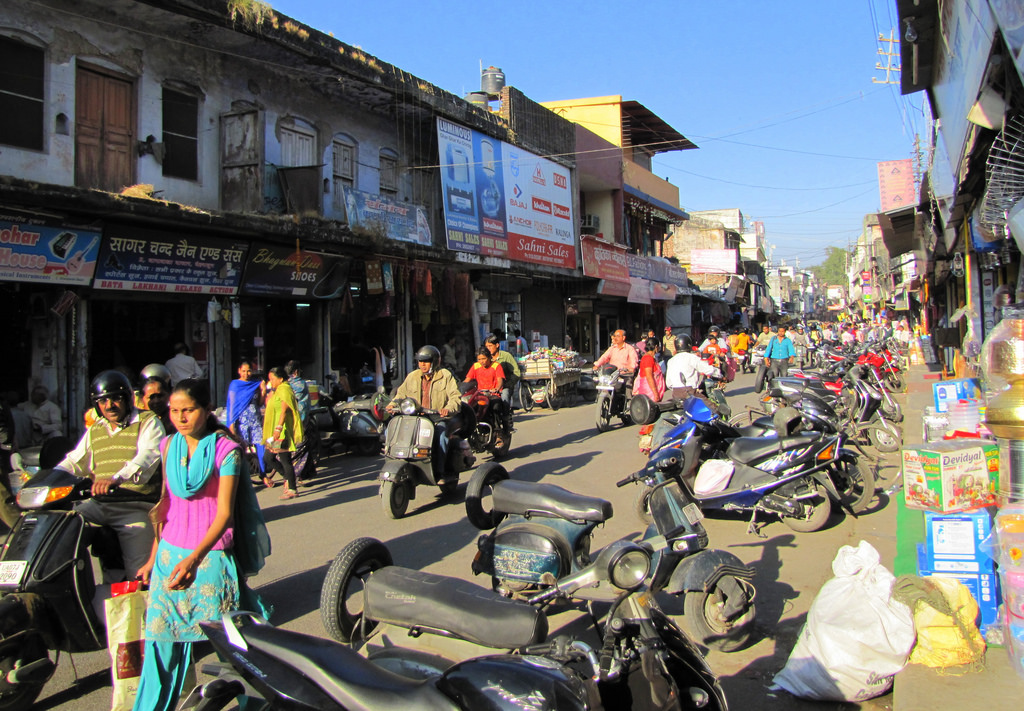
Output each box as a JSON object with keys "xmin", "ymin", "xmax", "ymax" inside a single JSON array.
[{"xmin": 616, "ymin": 470, "xmax": 641, "ymax": 488}]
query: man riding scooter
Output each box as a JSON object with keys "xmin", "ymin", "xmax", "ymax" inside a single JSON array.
[{"xmin": 53, "ymin": 370, "xmax": 165, "ymax": 582}]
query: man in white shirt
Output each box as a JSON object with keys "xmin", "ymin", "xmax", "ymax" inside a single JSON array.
[
  {"xmin": 665, "ymin": 335, "xmax": 722, "ymax": 395},
  {"xmin": 165, "ymin": 342, "xmax": 204, "ymax": 385},
  {"xmin": 19, "ymin": 385, "xmax": 63, "ymax": 443}
]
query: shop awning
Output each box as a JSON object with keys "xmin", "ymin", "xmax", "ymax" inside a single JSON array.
[
  {"xmin": 623, "ymin": 184, "xmax": 689, "ymax": 220},
  {"xmin": 597, "ymin": 279, "xmax": 631, "ymax": 298}
]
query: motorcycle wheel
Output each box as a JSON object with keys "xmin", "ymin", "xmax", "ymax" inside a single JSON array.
[
  {"xmin": 831, "ymin": 459, "xmax": 876, "ymax": 514},
  {"xmin": 886, "ymin": 372, "xmax": 907, "ymax": 394},
  {"xmin": 595, "ymin": 393, "xmax": 613, "ymax": 432},
  {"xmin": 868, "ymin": 420, "xmax": 902, "ymax": 453},
  {"xmin": 380, "ymin": 479, "xmax": 411, "ymax": 519},
  {"xmin": 633, "ymin": 487, "xmax": 654, "ymax": 524},
  {"xmin": 879, "ymin": 396, "xmax": 904, "ymax": 423},
  {"xmin": 683, "ymin": 577, "xmax": 757, "ymax": 653},
  {"xmin": 352, "ymin": 439, "xmax": 381, "ymax": 456},
  {"xmin": 320, "ymin": 537, "xmax": 393, "ymax": 644},
  {"xmin": 465, "ymin": 462, "xmax": 510, "ymax": 530},
  {"xmin": 782, "ymin": 483, "xmax": 832, "ymax": 532},
  {"xmin": 491, "ymin": 430, "xmax": 512, "ymax": 459},
  {"xmin": 518, "ymin": 381, "xmax": 535, "ymax": 412}
]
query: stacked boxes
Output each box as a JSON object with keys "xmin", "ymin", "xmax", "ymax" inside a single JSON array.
[
  {"xmin": 902, "ymin": 440, "xmax": 1000, "ymax": 512},
  {"xmin": 932, "ymin": 378, "xmax": 982, "ymax": 413},
  {"xmin": 916, "ymin": 509, "xmax": 1000, "ymax": 639}
]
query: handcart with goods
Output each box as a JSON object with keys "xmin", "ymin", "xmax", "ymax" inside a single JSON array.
[{"xmin": 517, "ymin": 348, "xmax": 583, "ymax": 411}]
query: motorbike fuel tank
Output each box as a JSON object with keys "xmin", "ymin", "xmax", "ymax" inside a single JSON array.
[{"xmin": 437, "ymin": 654, "xmax": 588, "ymax": 711}]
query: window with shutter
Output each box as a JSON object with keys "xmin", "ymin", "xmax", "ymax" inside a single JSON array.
[
  {"xmin": 379, "ymin": 148, "xmax": 398, "ymax": 194},
  {"xmin": 162, "ymin": 88, "xmax": 199, "ymax": 180},
  {"xmin": 332, "ymin": 135, "xmax": 356, "ymax": 210},
  {"xmin": 0, "ymin": 37, "xmax": 45, "ymax": 150}
]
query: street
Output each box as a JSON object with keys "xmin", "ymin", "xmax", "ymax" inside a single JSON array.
[{"xmin": 33, "ymin": 366, "xmax": 902, "ymax": 711}]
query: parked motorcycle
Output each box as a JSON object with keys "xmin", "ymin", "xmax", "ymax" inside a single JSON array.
[
  {"xmin": 317, "ymin": 384, "xmax": 389, "ymax": 456},
  {"xmin": 643, "ymin": 398, "xmax": 874, "ymax": 535},
  {"xmin": 594, "ymin": 363, "xmax": 634, "ymax": 432},
  {"xmin": 466, "ymin": 441, "xmax": 757, "ymax": 651},
  {"xmin": 0, "ymin": 468, "xmax": 151, "ymax": 711},
  {"xmin": 305, "ymin": 536, "xmax": 728, "ymax": 711},
  {"xmin": 377, "ymin": 397, "xmax": 478, "ymax": 519}
]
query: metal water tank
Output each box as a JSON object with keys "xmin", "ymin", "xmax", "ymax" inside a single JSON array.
[
  {"xmin": 465, "ymin": 91, "xmax": 490, "ymax": 107},
  {"xmin": 481, "ymin": 66, "xmax": 505, "ymax": 97}
]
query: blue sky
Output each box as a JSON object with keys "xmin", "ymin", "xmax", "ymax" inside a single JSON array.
[{"xmin": 270, "ymin": 0, "xmax": 926, "ymax": 268}]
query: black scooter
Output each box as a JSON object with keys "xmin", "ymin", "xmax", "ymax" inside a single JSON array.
[{"xmin": 0, "ymin": 468, "xmax": 148, "ymax": 711}]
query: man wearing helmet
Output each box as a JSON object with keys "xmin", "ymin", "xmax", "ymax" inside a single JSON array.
[
  {"xmin": 665, "ymin": 334, "xmax": 722, "ymax": 397},
  {"xmin": 54, "ymin": 370, "xmax": 166, "ymax": 582},
  {"xmin": 387, "ymin": 346, "xmax": 462, "ymax": 416}
]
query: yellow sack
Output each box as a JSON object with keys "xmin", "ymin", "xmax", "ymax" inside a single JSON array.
[{"xmin": 908, "ymin": 576, "xmax": 986, "ymax": 668}]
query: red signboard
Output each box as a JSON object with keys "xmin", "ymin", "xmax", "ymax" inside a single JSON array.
[{"xmin": 581, "ymin": 236, "xmax": 629, "ymax": 283}]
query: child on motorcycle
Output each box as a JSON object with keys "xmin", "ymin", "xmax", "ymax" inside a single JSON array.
[{"xmin": 465, "ymin": 347, "xmax": 510, "ymax": 434}]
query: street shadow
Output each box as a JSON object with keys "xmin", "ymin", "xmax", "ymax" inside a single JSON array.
[
  {"xmin": 499, "ymin": 453, "xmax": 601, "ymax": 483},
  {"xmin": 34, "ymin": 670, "xmax": 111, "ymax": 710},
  {"xmin": 503, "ymin": 427, "xmax": 601, "ymax": 459},
  {"xmin": 382, "ymin": 517, "xmax": 484, "ymax": 571},
  {"xmin": 728, "ymin": 533, "xmax": 801, "ymax": 639},
  {"xmin": 253, "ymin": 562, "xmax": 331, "ymax": 626}
]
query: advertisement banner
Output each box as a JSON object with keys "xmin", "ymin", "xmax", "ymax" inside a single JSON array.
[
  {"xmin": 627, "ymin": 277, "xmax": 652, "ymax": 305},
  {"xmin": 437, "ymin": 118, "xmax": 576, "ymax": 269},
  {"xmin": 343, "ymin": 187, "xmax": 431, "ymax": 246},
  {"xmin": 94, "ymin": 228, "xmax": 247, "ymax": 294},
  {"xmin": 0, "ymin": 214, "xmax": 102, "ymax": 286},
  {"xmin": 689, "ymin": 249, "xmax": 737, "ymax": 275},
  {"xmin": 581, "ymin": 236, "xmax": 629, "ymax": 283},
  {"xmin": 626, "ymin": 252, "xmax": 651, "ymax": 279},
  {"xmin": 240, "ymin": 244, "xmax": 350, "ymax": 299}
]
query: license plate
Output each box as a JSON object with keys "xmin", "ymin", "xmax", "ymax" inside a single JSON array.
[
  {"xmin": 682, "ymin": 503, "xmax": 704, "ymax": 525},
  {"xmin": 0, "ymin": 561, "xmax": 27, "ymax": 586},
  {"xmin": 596, "ymin": 385, "xmax": 615, "ymax": 391}
]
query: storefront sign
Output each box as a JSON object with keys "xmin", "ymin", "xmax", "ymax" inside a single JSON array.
[
  {"xmin": 343, "ymin": 187, "xmax": 431, "ymax": 246},
  {"xmin": 241, "ymin": 244, "xmax": 350, "ymax": 299},
  {"xmin": 0, "ymin": 214, "xmax": 101, "ymax": 286},
  {"xmin": 581, "ymin": 236, "xmax": 629, "ymax": 283},
  {"xmin": 651, "ymin": 282, "xmax": 677, "ymax": 300},
  {"xmin": 94, "ymin": 229, "xmax": 247, "ymax": 294},
  {"xmin": 627, "ymin": 277, "xmax": 652, "ymax": 304},
  {"xmin": 436, "ymin": 118, "xmax": 576, "ymax": 269},
  {"xmin": 689, "ymin": 249, "xmax": 737, "ymax": 275},
  {"xmin": 626, "ymin": 253, "xmax": 651, "ymax": 279}
]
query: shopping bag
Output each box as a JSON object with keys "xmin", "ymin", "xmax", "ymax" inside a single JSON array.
[
  {"xmin": 772, "ymin": 540, "xmax": 915, "ymax": 702},
  {"xmin": 105, "ymin": 582, "xmax": 147, "ymax": 711}
]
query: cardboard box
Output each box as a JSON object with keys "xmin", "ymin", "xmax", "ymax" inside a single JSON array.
[
  {"xmin": 917, "ymin": 544, "xmax": 1001, "ymax": 637},
  {"xmin": 902, "ymin": 440, "xmax": 1000, "ymax": 512},
  {"xmin": 932, "ymin": 377, "xmax": 981, "ymax": 413},
  {"xmin": 922, "ymin": 510, "xmax": 995, "ymax": 573}
]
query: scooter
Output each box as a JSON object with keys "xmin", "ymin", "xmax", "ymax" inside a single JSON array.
[
  {"xmin": 594, "ymin": 364, "xmax": 634, "ymax": 432},
  {"xmin": 0, "ymin": 468, "xmax": 149, "ymax": 711},
  {"xmin": 377, "ymin": 397, "xmax": 478, "ymax": 519},
  {"xmin": 302, "ymin": 536, "xmax": 728, "ymax": 711},
  {"xmin": 318, "ymin": 385, "xmax": 389, "ymax": 456},
  {"xmin": 466, "ymin": 440, "xmax": 757, "ymax": 652}
]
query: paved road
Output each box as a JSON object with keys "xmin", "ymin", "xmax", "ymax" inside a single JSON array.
[{"xmin": 32, "ymin": 366, "xmax": 902, "ymax": 711}]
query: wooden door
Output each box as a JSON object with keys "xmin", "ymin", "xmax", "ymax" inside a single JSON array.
[{"xmin": 76, "ymin": 66, "xmax": 134, "ymax": 191}]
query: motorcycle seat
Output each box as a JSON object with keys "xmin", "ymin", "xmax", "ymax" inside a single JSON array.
[
  {"xmin": 239, "ymin": 624, "xmax": 458, "ymax": 711},
  {"xmin": 726, "ymin": 433, "xmax": 821, "ymax": 465},
  {"xmin": 364, "ymin": 566, "xmax": 547, "ymax": 649},
  {"xmin": 492, "ymin": 479, "xmax": 612, "ymax": 523}
]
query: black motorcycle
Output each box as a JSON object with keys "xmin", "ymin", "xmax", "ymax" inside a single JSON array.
[
  {"xmin": 299, "ymin": 535, "xmax": 729, "ymax": 711},
  {"xmin": 594, "ymin": 364, "xmax": 633, "ymax": 432},
  {"xmin": 0, "ymin": 469, "xmax": 150, "ymax": 711},
  {"xmin": 466, "ymin": 441, "xmax": 757, "ymax": 652}
]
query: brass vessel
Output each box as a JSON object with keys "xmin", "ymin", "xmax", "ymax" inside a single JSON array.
[{"xmin": 982, "ymin": 306, "xmax": 1024, "ymax": 440}]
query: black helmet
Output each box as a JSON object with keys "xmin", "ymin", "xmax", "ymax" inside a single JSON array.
[
  {"xmin": 709, "ymin": 326, "xmax": 720, "ymax": 334},
  {"xmin": 139, "ymin": 363, "xmax": 171, "ymax": 387},
  {"xmin": 91, "ymin": 370, "xmax": 133, "ymax": 411},
  {"xmin": 675, "ymin": 335, "xmax": 694, "ymax": 352},
  {"xmin": 415, "ymin": 345, "xmax": 441, "ymax": 371}
]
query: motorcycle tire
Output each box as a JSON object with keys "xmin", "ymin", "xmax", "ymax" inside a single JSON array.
[
  {"xmin": 380, "ymin": 478, "xmax": 411, "ymax": 519},
  {"xmin": 633, "ymin": 486, "xmax": 654, "ymax": 525},
  {"xmin": 319, "ymin": 537, "xmax": 393, "ymax": 644},
  {"xmin": 518, "ymin": 381, "xmax": 535, "ymax": 412},
  {"xmin": 879, "ymin": 396, "xmax": 904, "ymax": 424},
  {"xmin": 753, "ymin": 364, "xmax": 767, "ymax": 394},
  {"xmin": 683, "ymin": 576, "xmax": 757, "ymax": 653},
  {"xmin": 465, "ymin": 462, "xmax": 510, "ymax": 530},
  {"xmin": 886, "ymin": 372, "xmax": 907, "ymax": 394},
  {"xmin": 830, "ymin": 459, "xmax": 876, "ymax": 514},
  {"xmin": 595, "ymin": 393, "xmax": 613, "ymax": 432},
  {"xmin": 868, "ymin": 421, "xmax": 902, "ymax": 453},
  {"xmin": 352, "ymin": 439, "xmax": 381, "ymax": 456},
  {"xmin": 782, "ymin": 483, "xmax": 832, "ymax": 532},
  {"xmin": 546, "ymin": 389, "xmax": 559, "ymax": 411}
]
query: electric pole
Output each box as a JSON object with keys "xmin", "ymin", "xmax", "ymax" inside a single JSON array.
[{"xmin": 873, "ymin": 29, "xmax": 901, "ymax": 85}]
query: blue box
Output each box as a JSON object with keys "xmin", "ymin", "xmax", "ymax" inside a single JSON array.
[
  {"xmin": 922, "ymin": 510, "xmax": 995, "ymax": 572},
  {"xmin": 917, "ymin": 544, "xmax": 1001, "ymax": 637},
  {"xmin": 932, "ymin": 378, "xmax": 981, "ymax": 413}
]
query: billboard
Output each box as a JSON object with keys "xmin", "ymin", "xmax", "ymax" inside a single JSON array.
[
  {"xmin": 436, "ymin": 118, "xmax": 576, "ymax": 269},
  {"xmin": 688, "ymin": 249, "xmax": 737, "ymax": 275},
  {"xmin": 343, "ymin": 187, "xmax": 431, "ymax": 246},
  {"xmin": 877, "ymin": 159, "xmax": 915, "ymax": 211},
  {"xmin": 0, "ymin": 214, "xmax": 101, "ymax": 286}
]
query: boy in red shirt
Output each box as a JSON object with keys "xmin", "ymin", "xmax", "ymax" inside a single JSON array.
[{"xmin": 465, "ymin": 347, "xmax": 506, "ymax": 393}]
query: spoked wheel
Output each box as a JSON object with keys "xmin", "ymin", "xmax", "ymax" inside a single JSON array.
[
  {"xmin": 783, "ymin": 483, "xmax": 832, "ymax": 532},
  {"xmin": 465, "ymin": 462, "xmax": 510, "ymax": 530},
  {"xmin": 683, "ymin": 576, "xmax": 757, "ymax": 653},
  {"xmin": 380, "ymin": 478, "xmax": 411, "ymax": 519},
  {"xmin": 319, "ymin": 537, "xmax": 393, "ymax": 643},
  {"xmin": 830, "ymin": 459, "xmax": 876, "ymax": 514},
  {"xmin": 595, "ymin": 393, "xmax": 613, "ymax": 432},
  {"xmin": 886, "ymin": 372, "xmax": 907, "ymax": 393},
  {"xmin": 867, "ymin": 420, "xmax": 902, "ymax": 453},
  {"xmin": 518, "ymin": 381, "xmax": 535, "ymax": 412}
]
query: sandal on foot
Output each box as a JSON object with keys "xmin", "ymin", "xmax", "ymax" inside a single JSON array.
[
  {"xmin": 280, "ymin": 489, "xmax": 297, "ymax": 500},
  {"xmin": 263, "ymin": 477, "xmax": 276, "ymax": 489}
]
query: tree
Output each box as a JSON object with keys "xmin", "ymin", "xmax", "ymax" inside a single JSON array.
[{"xmin": 809, "ymin": 247, "xmax": 849, "ymax": 286}]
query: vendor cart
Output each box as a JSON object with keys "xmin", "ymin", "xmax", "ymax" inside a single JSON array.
[{"xmin": 518, "ymin": 358, "xmax": 581, "ymax": 411}]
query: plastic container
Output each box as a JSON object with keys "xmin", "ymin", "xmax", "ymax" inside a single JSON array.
[
  {"xmin": 948, "ymin": 399, "xmax": 980, "ymax": 433},
  {"xmin": 922, "ymin": 406, "xmax": 949, "ymax": 442},
  {"xmin": 1005, "ymin": 606, "xmax": 1024, "ymax": 680}
]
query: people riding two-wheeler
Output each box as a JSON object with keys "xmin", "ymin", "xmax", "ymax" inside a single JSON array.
[
  {"xmin": 700, "ymin": 335, "xmax": 727, "ymax": 372},
  {"xmin": 53, "ymin": 369, "xmax": 166, "ymax": 582},
  {"xmin": 483, "ymin": 335, "xmax": 519, "ymax": 425},
  {"xmin": 789, "ymin": 324, "xmax": 810, "ymax": 367},
  {"xmin": 464, "ymin": 347, "xmax": 510, "ymax": 434},
  {"xmin": 386, "ymin": 345, "xmax": 462, "ymax": 464},
  {"xmin": 139, "ymin": 375, "xmax": 173, "ymax": 433},
  {"xmin": 754, "ymin": 324, "xmax": 773, "ymax": 349},
  {"xmin": 764, "ymin": 324, "xmax": 797, "ymax": 379},
  {"xmin": 593, "ymin": 328, "xmax": 638, "ymax": 385}
]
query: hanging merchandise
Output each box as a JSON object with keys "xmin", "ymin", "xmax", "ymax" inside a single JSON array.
[
  {"xmin": 425, "ymin": 268, "xmax": 433, "ymax": 296},
  {"xmin": 231, "ymin": 299, "xmax": 241, "ymax": 329},
  {"xmin": 365, "ymin": 260, "xmax": 384, "ymax": 295},
  {"xmin": 951, "ymin": 252, "xmax": 965, "ymax": 278},
  {"xmin": 207, "ymin": 297, "xmax": 220, "ymax": 323},
  {"xmin": 382, "ymin": 262, "xmax": 394, "ymax": 293}
]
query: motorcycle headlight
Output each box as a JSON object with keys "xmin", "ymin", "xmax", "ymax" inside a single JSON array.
[
  {"xmin": 399, "ymin": 398, "xmax": 419, "ymax": 416},
  {"xmin": 597, "ymin": 540, "xmax": 651, "ymax": 591},
  {"xmin": 17, "ymin": 485, "xmax": 74, "ymax": 509}
]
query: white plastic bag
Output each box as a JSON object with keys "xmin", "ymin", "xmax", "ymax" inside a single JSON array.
[
  {"xmin": 694, "ymin": 459, "xmax": 734, "ymax": 494},
  {"xmin": 772, "ymin": 540, "xmax": 915, "ymax": 702}
]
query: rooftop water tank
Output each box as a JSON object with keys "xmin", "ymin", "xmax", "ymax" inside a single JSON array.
[
  {"xmin": 481, "ymin": 66, "xmax": 505, "ymax": 98},
  {"xmin": 465, "ymin": 91, "xmax": 489, "ymax": 108}
]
